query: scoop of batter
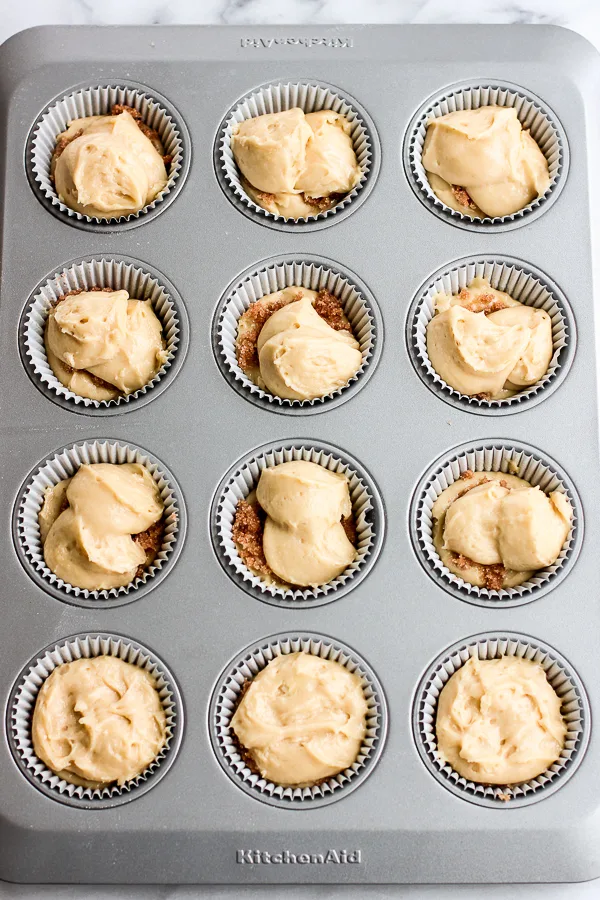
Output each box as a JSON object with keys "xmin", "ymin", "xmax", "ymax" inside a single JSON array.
[
  {"xmin": 32, "ymin": 656, "xmax": 167, "ymax": 787},
  {"xmin": 231, "ymin": 108, "xmax": 361, "ymax": 219},
  {"xmin": 432, "ymin": 471, "xmax": 572, "ymax": 590},
  {"xmin": 257, "ymin": 297, "xmax": 361, "ymax": 400},
  {"xmin": 426, "ymin": 277, "xmax": 553, "ymax": 398},
  {"xmin": 41, "ymin": 462, "xmax": 164, "ymax": 591},
  {"xmin": 45, "ymin": 290, "xmax": 167, "ymax": 401},
  {"xmin": 436, "ymin": 656, "xmax": 566, "ymax": 784},
  {"xmin": 231, "ymin": 651, "xmax": 367, "ymax": 786},
  {"xmin": 54, "ymin": 111, "xmax": 168, "ymax": 218},
  {"xmin": 422, "ymin": 106, "xmax": 550, "ymax": 218},
  {"xmin": 254, "ymin": 460, "xmax": 356, "ymax": 586}
]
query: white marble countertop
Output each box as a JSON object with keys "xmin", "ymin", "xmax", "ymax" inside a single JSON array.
[{"xmin": 2, "ymin": 2, "xmax": 600, "ymax": 898}]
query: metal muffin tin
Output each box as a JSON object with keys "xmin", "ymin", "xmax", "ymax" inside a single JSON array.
[{"xmin": 0, "ymin": 23, "xmax": 599, "ymax": 886}]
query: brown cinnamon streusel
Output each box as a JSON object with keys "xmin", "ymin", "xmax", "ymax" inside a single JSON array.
[
  {"xmin": 133, "ymin": 518, "xmax": 165, "ymax": 577},
  {"xmin": 450, "ymin": 552, "xmax": 507, "ymax": 591},
  {"xmin": 452, "ymin": 185, "xmax": 477, "ymax": 210},
  {"xmin": 301, "ymin": 192, "xmax": 342, "ymax": 211},
  {"xmin": 457, "ymin": 288, "xmax": 508, "ymax": 315},
  {"xmin": 232, "ymin": 500, "xmax": 273, "ymax": 578}
]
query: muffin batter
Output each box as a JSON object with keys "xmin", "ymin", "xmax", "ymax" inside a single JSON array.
[
  {"xmin": 426, "ymin": 277, "xmax": 553, "ymax": 399},
  {"xmin": 436, "ymin": 656, "xmax": 566, "ymax": 784},
  {"xmin": 45, "ymin": 288, "xmax": 167, "ymax": 402},
  {"xmin": 40, "ymin": 462, "xmax": 164, "ymax": 591},
  {"xmin": 239, "ymin": 289, "xmax": 361, "ymax": 400},
  {"xmin": 232, "ymin": 459, "xmax": 357, "ymax": 587},
  {"xmin": 236, "ymin": 286, "xmax": 360, "ymax": 400},
  {"xmin": 432, "ymin": 470, "xmax": 572, "ymax": 590},
  {"xmin": 53, "ymin": 108, "xmax": 169, "ymax": 218},
  {"xmin": 422, "ymin": 106, "xmax": 550, "ymax": 218},
  {"xmin": 231, "ymin": 108, "xmax": 362, "ymax": 218},
  {"xmin": 231, "ymin": 651, "xmax": 368, "ymax": 786},
  {"xmin": 32, "ymin": 656, "xmax": 167, "ymax": 788}
]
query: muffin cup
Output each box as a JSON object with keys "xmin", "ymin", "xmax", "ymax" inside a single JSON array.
[
  {"xmin": 6, "ymin": 633, "xmax": 183, "ymax": 808},
  {"xmin": 215, "ymin": 81, "xmax": 379, "ymax": 231},
  {"xmin": 27, "ymin": 83, "xmax": 188, "ymax": 229},
  {"xmin": 20, "ymin": 255, "xmax": 189, "ymax": 415},
  {"xmin": 412, "ymin": 632, "xmax": 590, "ymax": 808},
  {"xmin": 403, "ymin": 80, "xmax": 568, "ymax": 232},
  {"xmin": 210, "ymin": 440, "xmax": 384, "ymax": 607},
  {"xmin": 406, "ymin": 256, "xmax": 575, "ymax": 415},
  {"xmin": 209, "ymin": 632, "xmax": 387, "ymax": 808},
  {"xmin": 213, "ymin": 254, "xmax": 382, "ymax": 414},
  {"xmin": 13, "ymin": 440, "xmax": 186, "ymax": 608},
  {"xmin": 410, "ymin": 440, "xmax": 582, "ymax": 607}
]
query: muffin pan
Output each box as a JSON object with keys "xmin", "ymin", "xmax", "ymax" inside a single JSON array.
[{"xmin": 1, "ymin": 23, "xmax": 599, "ymax": 886}]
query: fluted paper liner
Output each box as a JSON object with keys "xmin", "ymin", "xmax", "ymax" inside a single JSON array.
[
  {"xmin": 405, "ymin": 82, "xmax": 567, "ymax": 228},
  {"xmin": 408, "ymin": 257, "xmax": 574, "ymax": 413},
  {"xmin": 212, "ymin": 442, "xmax": 383, "ymax": 605},
  {"xmin": 218, "ymin": 82, "xmax": 375, "ymax": 225},
  {"xmin": 8, "ymin": 633, "xmax": 181, "ymax": 807},
  {"xmin": 29, "ymin": 84, "xmax": 185, "ymax": 225},
  {"xmin": 210, "ymin": 634, "xmax": 386, "ymax": 808},
  {"xmin": 22, "ymin": 257, "xmax": 184, "ymax": 411},
  {"xmin": 413, "ymin": 633, "xmax": 589, "ymax": 807},
  {"xmin": 216, "ymin": 258, "xmax": 379, "ymax": 410},
  {"xmin": 14, "ymin": 440, "xmax": 183, "ymax": 604},
  {"xmin": 411, "ymin": 442, "xmax": 581, "ymax": 606}
]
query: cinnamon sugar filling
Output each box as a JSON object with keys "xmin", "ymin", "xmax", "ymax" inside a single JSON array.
[{"xmin": 451, "ymin": 184, "xmax": 477, "ymax": 210}]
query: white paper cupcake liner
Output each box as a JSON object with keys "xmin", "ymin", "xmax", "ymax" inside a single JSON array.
[
  {"xmin": 214, "ymin": 255, "xmax": 382, "ymax": 413},
  {"xmin": 209, "ymin": 633, "xmax": 387, "ymax": 808},
  {"xmin": 413, "ymin": 632, "xmax": 590, "ymax": 808},
  {"xmin": 403, "ymin": 81, "xmax": 568, "ymax": 231},
  {"xmin": 216, "ymin": 81, "xmax": 379, "ymax": 231},
  {"xmin": 407, "ymin": 256, "xmax": 575, "ymax": 415},
  {"xmin": 410, "ymin": 441, "xmax": 582, "ymax": 607},
  {"xmin": 6, "ymin": 633, "xmax": 183, "ymax": 808},
  {"xmin": 13, "ymin": 440, "xmax": 186, "ymax": 607},
  {"xmin": 20, "ymin": 256, "xmax": 188, "ymax": 414},
  {"xmin": 210, "ymin": 440, "xmax": 384, "ymax": 607},
  {"xmin": 28, "ymin": 83, "xmax": 188, "ymax": 228}
]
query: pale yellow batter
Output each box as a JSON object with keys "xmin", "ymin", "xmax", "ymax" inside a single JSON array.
[
  {"xmin": 33, "ymin": 656, "xmax": 167, "ymax": 788},
  {"xmin": 45, "ymin": 289, "xmax": 167, "ymax": 402},
  {"xmin": 422, "ymin": 106, "xmax": 550, "ymax": 218},
  {"xmin": 256, "ymin": 296, "xmax": 361, "ymax": 400},
  {"xmin": 436, "ymin": 656, "xmax": 566, "ymax": 784},
  {"xmin": 231, "ymin": 651, "xmax": 368, "ymax": 786},
  {"xmin": 255, "ymin": 459, "xmax": 356, "ymax": 586},
  {"xmin": 232, "ymin": 108, "xmax": 361, "ymax": 218},
  {"xmin": 40, "ymin": 462, "xmax": 164, "ymax": 591},
  {"xmin": 54, "ymin": 111, "xmax": 168, "ymax": 218},
  {"xmin": 432, "ymin": 470, "xmax": 572, "ymax": 589},
  {"xmin": 426, "ymin": 278, "xmax": 553, "ymax": 399}
]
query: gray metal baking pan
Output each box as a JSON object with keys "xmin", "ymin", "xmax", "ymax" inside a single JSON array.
[{"xmin": 1, "ymin": 22, "xmax": 600, "ymax": 885}]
